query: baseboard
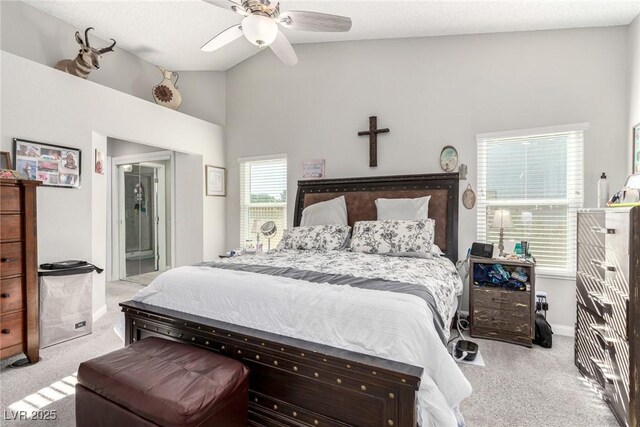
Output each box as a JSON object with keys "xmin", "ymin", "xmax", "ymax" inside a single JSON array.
[
  {"xmin": 93, "ymin": 305, "xmax": 107, "ymax": 322},
  {"xmin": 550, "ymin": 323, "xmax": 574, "ymax": 337}
]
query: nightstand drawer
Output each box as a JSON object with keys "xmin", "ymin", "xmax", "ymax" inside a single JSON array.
[
  {"xmin": 472, "ymin": 307, "xmax": 530, "ymax": 334},
  {"xmin": 472, "ymin": 287, "xmax": 530, "ymax": 311},
  {"xmin": 578, "ymin": 211, "xmax": 606, "ymax": 247},
  {"xmin": 471, "ymin": 326, "xmax": 532, "ymax": 347}
]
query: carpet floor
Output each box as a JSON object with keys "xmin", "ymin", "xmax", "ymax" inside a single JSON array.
[{"xmin": 0, "ymin": 281, "xmax": 619, "ymax": 427}]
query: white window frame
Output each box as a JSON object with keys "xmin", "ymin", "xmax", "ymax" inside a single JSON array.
[
  {"xmin": 238, "ymin": 154, "xmax": 287, "ymax": 250},
  {"xmin": 476, "ymin": 123, "xmax": 587, "ymax": 279}
]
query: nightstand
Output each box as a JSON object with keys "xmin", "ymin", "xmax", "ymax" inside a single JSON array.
[{"xmin": 469, "ymin": 257, "xmax": 536, "ymax": 347}]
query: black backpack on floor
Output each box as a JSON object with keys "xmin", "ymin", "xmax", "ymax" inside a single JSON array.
[{"xmin": 533, "ymin": 313, "xmax": 553, "ymax": 348}]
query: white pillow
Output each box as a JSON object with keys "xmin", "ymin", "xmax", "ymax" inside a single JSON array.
[
  {"xmin": 375, "ymin": 196, "xmax": 431, "ymax": 220},
  {"xmin": 300, "ymin": 196, "xmax": 348, "ymax": 226}
]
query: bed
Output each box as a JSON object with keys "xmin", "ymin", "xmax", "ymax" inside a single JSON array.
[{"xmin": 118, "ymin": 173, "xmax": 471, "ymax": 427}]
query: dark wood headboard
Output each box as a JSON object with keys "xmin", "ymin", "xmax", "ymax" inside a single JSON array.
[{"xmin": 293, "ymin": 173, "xmax": 459, "ymax": 262}]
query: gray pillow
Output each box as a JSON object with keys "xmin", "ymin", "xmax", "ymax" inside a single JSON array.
[
  {"xmin": 300, "ymin": 196, "xmax": 348, "ymax": 226},
  {"xmin": 375, "ymin": 196, "xmax": 431, "ymax": 220}
]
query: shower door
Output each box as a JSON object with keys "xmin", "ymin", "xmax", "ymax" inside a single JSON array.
[{"xmin": 118, "ymin": 162, "xmax": 166, "ymax": 282}]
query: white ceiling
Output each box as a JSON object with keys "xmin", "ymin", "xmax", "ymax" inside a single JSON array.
[{"xmin": 23, "ymin": 0, "xmax": 640, "ymax": 71}]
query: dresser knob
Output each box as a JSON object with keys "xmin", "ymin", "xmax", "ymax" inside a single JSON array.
[
  {"xmin": 1, "ymin": 257, "xmax": 11, "ymax": 263},
  {"xmin": 1, "ymin": 329, "xmax": 10, "ymax": 334},
  {"xmin": 0, "ymin": 293, "xmax": 9, "ymax": 298}
]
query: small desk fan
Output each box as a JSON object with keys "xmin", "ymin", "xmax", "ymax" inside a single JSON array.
[{"xmin": 260, "ymin": 221, "xmax": 277, "ymax": 251}]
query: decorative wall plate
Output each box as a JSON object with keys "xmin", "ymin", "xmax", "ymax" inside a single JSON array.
[
  {"xmin": 440, "ymin": 145, "xmax": 458, "ymax": 172},
  {"xmin": 462, "ymin": 184, "xmax": 476, "ymax": 209}
]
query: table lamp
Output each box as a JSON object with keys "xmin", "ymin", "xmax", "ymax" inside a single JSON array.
[
  {"xmin": 251, "ymin": 220, "xmax": 261, "ymax": 249},
  {"xmin": 491, "ymin": 209, "xmax": 513, "ymax": 257}
]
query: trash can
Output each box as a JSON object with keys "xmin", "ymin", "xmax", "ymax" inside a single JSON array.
[{"xmin": 38, "ymin": 261, "xmax": 102, "ymax": 348}]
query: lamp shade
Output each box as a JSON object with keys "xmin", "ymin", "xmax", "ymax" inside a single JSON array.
[
  {"xmin": 251, "ymin": 219, "xmax": 261, "ymax": 234},
  {"xmin": 242, "ymin": 15, "xmax": 279, "ymax": 47},
  {"xmin": 491, "ymin": 209, "xmax": 513, "ymax": 229}
]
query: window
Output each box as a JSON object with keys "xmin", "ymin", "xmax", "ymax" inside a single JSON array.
[
  {"xmin": 239, "ymin": 155, "xmax": 287, "ymax": 250},
  {"xmin": 476, "ymin": 123, "xmax": 586, "ymax": 276}
]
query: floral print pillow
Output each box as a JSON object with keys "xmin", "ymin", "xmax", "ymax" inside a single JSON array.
[
  {"xmin": 350, "ymin": 219, "xmax": 435, "ymax": 255},
  {"xmin": 276, "ymin": 225, "xmax": 351, "ymax": 251}
]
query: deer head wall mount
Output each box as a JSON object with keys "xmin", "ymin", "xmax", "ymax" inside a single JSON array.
[{"xmin": 55, "ymin": 27, "xmax": 116, "ymax": 79}]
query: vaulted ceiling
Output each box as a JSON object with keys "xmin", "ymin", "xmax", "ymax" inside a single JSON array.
[{"xmin": 24, "ymin": 0, "xmax": 640, "ymax": 71}]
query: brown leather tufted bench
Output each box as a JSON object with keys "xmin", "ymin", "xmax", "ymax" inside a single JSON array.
[{"xmin": 76, "ymin": 337, "xmax": 249, "ymax": 427}]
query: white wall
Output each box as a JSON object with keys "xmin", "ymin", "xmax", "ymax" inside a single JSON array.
[
  {"xmin": 0, "ymin": 0, "xmax": 225, "ymax": 125},
  {"xmin": 226, "ymin": 26, "xmax": 630, "ymax": 334},
  {"xmin": 629, "ymin": 14, "xmax": 640, "ymax": 170},
  {"xmin": 1, "ymin": 51, "xmax": 225, "ymax": 318}
]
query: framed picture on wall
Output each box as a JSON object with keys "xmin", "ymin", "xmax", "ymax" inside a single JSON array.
[
  {"xmin": 634, "ymin": 123, "xmax": 640, "ymax": 174},
  {"xmin": 13, "ymin": 138, "xmax": 81, "ymax": 188},
  {"xmin": 206, "ymin": 165, "xmax": 226, "ymax": 196}
]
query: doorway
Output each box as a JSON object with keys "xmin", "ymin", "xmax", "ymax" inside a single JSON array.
[{"xmin": 119, "ymin": 162, "xmax": 166, "ymax": 282}]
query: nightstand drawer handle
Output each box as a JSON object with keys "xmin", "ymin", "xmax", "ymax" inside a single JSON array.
[
  {"xmin": 0, "ymin": 293, "xmax": 9, "ymax": 298},
  {"xmin": 1, "ymin": 329, "xmax": 10, "ymax": 334},
  {"xmin": 591, "ymin": 226, "xmax": 615, "ymax": 235},
  {"xmin": 0, "ymin": 257, "xmax": 11, "ymax": 263},
  {"xmin": 491, "ymin": 298, "xmax": 510, "ymax": 304},
  {"xmin": 515, "ymin": 303, "xmax": 527, "ymax": 308}
]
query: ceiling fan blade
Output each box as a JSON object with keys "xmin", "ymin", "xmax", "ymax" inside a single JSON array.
[
  {"xmin": 269, "ymin": 32, "xmax": 298, "ymax": 66},
  {"xmin": 279, "ymin": 11, "xmax": 352, "ymax": 32},
  {"xmin": 201, "ymin": 24, "xmax": 243, "ymax": 52}
]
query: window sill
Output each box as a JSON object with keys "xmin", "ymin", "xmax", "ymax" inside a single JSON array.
[{"xmin": 536, "ymin": 270, "xmax": 576, "ymax": 282}]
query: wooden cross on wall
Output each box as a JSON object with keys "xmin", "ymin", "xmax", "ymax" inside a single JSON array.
[{"xmin": 358, "ymin": 116, "xmax": 390, "ymax": 167}]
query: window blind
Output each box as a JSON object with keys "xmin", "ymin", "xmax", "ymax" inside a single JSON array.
[
  {"xmin": 239, "ymin": 156, "xmax": 287, "ymax": 250},
  {"xmin": 477, "ymin": 124, "xmax": 585, "ymax": 276}
]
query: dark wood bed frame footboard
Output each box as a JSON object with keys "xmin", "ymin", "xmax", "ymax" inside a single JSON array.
[
  {"xmin": 120, "ymin": 173, "xmax": 460, "ymax": 426},
  {"xmin": 121, "ymin": 300, "xmax": 422, "ymax": 427}
]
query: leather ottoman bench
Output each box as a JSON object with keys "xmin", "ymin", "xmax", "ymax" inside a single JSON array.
[{"xmin": 76, "ymin": 337, "xmax": 249, "ymax": 427}]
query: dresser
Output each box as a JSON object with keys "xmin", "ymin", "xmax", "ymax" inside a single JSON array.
[
  {"xmin": 469, "ymin": 257, "xmax": 536, "ymax": 347},
  {"xmin": 0, "ymin": 178, "xmax": 40, "ymax": 365},
  {"xmin": 576, "ymin": 207, "xmax": 640, "ymax": 427}
]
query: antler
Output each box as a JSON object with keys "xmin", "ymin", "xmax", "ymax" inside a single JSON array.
[
  {"xmin": 99, "ymin": 39, "xmax": 117, "ymax": 54},
  {"xmin": 84, "ymin": 27, "xmax": 94, "ymax": 47}
]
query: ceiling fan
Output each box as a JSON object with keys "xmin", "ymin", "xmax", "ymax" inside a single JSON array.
[{"xmin": 201, "ymin": 0, "xmax": 352, "ymax": 66}]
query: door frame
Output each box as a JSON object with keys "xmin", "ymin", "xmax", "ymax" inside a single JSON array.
[{"xmin": 109, "ymin": 151, "xmax": 175, "ymax": 282}]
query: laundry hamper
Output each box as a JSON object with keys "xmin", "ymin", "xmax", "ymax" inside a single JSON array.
[{"xmin": 38, "ymin": 262, "xmax": 101, "ymax": 348}]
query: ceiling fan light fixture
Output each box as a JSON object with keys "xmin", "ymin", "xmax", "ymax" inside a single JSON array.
[{"xmin": 242, "ymin": 14, "xmax": 278, "ymax": 47}]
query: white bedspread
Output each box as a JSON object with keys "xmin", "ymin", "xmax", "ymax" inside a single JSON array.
[{"xmin": 117, "ymin": 250, "xmax": 472, "ymax": 426}]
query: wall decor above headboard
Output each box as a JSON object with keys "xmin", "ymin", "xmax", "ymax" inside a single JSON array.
[{"xmin": 294, "ymin": 173, "xmax": 460, "ymax": 262}]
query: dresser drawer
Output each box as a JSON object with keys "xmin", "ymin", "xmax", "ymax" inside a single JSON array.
[
  {"xmin": 471, "ymin": 326, "xmax": 532, "ymax": 346},
  {"xmin": 576, "ymin": 271, "xmax": 610, "ymax": 319},
  {"xmin": 472, "ymin": 307, "xmax": 530, "ymax": 334},
  {"xmin": 605, "ymin": 249, "xmax": 630, "ymax": 297},
  {"xmin": 0, "ymin": 310, "xmax": 24, "ymax": 350},
  {"xmin": 577, "ymin": 243, "xmax": 606, "ymax": 282},
  {"xmin": 0, "ymin": 277, "xmax": 23, "ymax": 313},
  {"xmin": 0, "ymin": 242, "xmax": 22, "ymax": 278},
  {"xmin": 578, "ymin": 211, "xmax": 606, "ymax": 247},
  {"xmin": 473, "ymin": 287, "xmax": 530, "ymax": 310},
  {"xmin": 606, "ymin": 212, "xmax": 630, "ymax": 255},
  {"xmin": 575, "ymin": 328, "xmax": 608, "ymax": 389},
  {"xmin": 0, "ymin": 186, "xmax": 20, "ymax": 213},
  {"xmin": 603, "ymin": 282, "xmax": 628, "ymax": 341},
  {"xmin": 0, "ymin": 215, "xmax": 21, "ymax": 242}
]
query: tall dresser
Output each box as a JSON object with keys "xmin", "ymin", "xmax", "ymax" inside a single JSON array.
[
  {"xmin": 576, "ymin": 207, "xmax": 639, "ymax": 427},
  {"xmin": 0, "ymin": 178, "xmax": 41, "ymax": 365}
]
